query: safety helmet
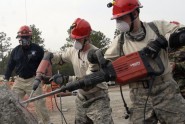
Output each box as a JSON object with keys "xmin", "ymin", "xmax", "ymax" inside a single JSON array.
[
  {"xmin": 111, "ymin": 0, "xmax": 142, "ymax": 19},
  {"xmin": 17, "ymin": 25, "xmax": 32, "ymax": 38},
  {"xmin": 70, "ymin": 18, "xmax": 92, "ymax": 39}
]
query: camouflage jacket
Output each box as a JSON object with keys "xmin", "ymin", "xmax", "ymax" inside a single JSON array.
[{"xmin": 168, "ymin": 46, "xmax": 185, "ymax": 79}]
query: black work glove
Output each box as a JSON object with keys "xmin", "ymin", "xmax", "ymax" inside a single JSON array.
[
  {"xmin": 49, "ymin": 74, "xmax": 69, "ymax": 85},
  {"xmin": 32, "ymin": 75, "xmax": 52, "ymax": 91},
  {"xmin": 144, "ymin": 37, "xmax": 168, "ymax": 59},
  {"xmin": 32, "ymin": 78, "xmax": 41, "ymax": 91},
  {"xmin": 169, "ymin": 27, "xmax": 185, "ymax": 48}
]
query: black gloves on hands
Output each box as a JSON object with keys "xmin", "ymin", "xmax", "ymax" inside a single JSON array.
[
  {"xmin": 50, "ymin": 74, "xmax": 69, "ymax": 85},
  {"xmin": 169, "ymin": 27, "xmax": 185, "ymax": 48},
  {"xmin": 144, "ymin": 36, "xmax": 168, "ymax": 59}
]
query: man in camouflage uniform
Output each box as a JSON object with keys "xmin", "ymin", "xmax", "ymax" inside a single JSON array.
[
  {"xmin": 51, "ymin": 18, "xmax": 113, "ymax": 124},
  {"xmin": 169, "ymin": 46, "xmax": 185, "ymax": 98},
  {"xmin": 105, "ymin": 0, "xmax": 185, "ymax": 123}
]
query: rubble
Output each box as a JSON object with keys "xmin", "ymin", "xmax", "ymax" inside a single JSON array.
[{"xmin": 0, "ymin": 84, "xmax": 38, "ymax": 124}]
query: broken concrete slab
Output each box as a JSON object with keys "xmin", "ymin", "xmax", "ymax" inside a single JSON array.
[{"xmin": 0, "ymin": 84, "xmax": 38, "ymax": 124}]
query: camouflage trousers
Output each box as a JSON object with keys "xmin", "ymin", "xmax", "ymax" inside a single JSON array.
[
  {"xmin": 129, "ymin": 79, "xmax": 185, "ymax": 124},
  {"xmin": 176, "ymin": 79, "xmax": 185, "ymax": 98},
  {"xmin": 75, "ymin": 90, "xmax": 114, "ymax": 124}
]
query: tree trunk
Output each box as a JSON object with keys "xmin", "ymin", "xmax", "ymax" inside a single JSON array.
[{"xmin": 0, "ymin": 84, "xmax": 38, "ymax": 124}]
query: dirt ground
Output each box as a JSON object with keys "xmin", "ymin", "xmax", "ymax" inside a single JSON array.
[{"xmin": 48, "ymin": 85, "xmax": 131, "ymax": 124}]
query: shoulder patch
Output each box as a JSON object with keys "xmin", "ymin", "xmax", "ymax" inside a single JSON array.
[{"xmin": 170, "ymin": 21, "xmax": 180, "ymax": 25}]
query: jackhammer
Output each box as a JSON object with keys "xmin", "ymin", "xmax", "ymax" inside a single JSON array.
[
  {"xmin": 26, "ymin": 52, "xmax": 53, "ymax": 107},
  {"xmin": 21, "ymin": 48, "xmax": 164, "ymax": 105}
]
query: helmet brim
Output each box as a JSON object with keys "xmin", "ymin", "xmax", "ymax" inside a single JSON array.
[
  {"xmin": 70, "ymin": 34, "xmax": 88, "ymax": 40},
  {"xmin": 16, "ymin": 34, "xmax": 32, "ymax": 39},
  {"xmin": 111, "ymin": 6, "xmax": 143, "ymax": 20}
]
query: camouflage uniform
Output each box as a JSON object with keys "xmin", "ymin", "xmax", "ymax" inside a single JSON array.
[
  {"xmin": 168, "ymin": 46, "xmax": 185, "ymax": 98},
  {"xmin": 105, "ymin": 20, "xmax": 185, "ymax": 124},
  {"xmin": 57, "ymin": 44, "xmax": 113, "ymax": 124}
]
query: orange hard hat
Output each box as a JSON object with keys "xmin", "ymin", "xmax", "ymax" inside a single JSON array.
[
  {"xmin": 70, "ymin": 18, "xmax": 92, "ymax": 39},
  {"xmin": 111, "ymin": 0, "xmax": 142, "ymax": 19},
  {"xmin": 17, "ymin": 25, "xmax": 32, "ymax": 38}
]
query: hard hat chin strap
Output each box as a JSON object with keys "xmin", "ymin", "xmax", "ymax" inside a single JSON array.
[
  {"xmin": 78, "ymin": 39, "xmax": 88, "ymax": 60},
  {"xmin": 128, "ymin": 9, "xmax": 140, "ymax": 32},
  {"xmin": 129, "ymin": 13, "xmax": 136, "ymax": 32}
]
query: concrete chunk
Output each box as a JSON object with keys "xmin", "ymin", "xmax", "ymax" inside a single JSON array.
[{"xmin": 0, "ymin": 84, "xmax": 38, "ymax": 124}]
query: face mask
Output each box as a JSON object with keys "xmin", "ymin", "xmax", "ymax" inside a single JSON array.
[
  {"xmin": 19, "ymin": 38, "xmax": 30, "ymax": 49},
  {"xmin": 116, "ymin": 20, "xmax": 130, "ymax": 33},
  {"xmin": 73, "ymin": 41, "xmax": 83, "ymax": 50}
]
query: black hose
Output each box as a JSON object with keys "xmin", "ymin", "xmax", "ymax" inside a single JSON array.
[
  {"xmin": 143, "ymin": 76, "xmax": 155, "ymax": 124},
  {"xmin": 119, "ymin": 85, "xmax": 130, "ymax": 119},
  {"xmin": 51, "ymin": 85, "xmax": 68, "ymax": 124}
]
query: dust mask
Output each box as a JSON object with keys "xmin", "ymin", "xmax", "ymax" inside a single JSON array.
[
  {"xmin": 74, "ymin": 41, "xmax": 83, "ymax": 50},
  {"xmin": 116, "ymin": 20, "xmax": 130, "ymax": 33}
]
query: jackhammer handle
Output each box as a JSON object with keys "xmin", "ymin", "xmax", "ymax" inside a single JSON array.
[
  {"xmin": 152, "ymin": 56, "xmax": 165, "ymax": 76},
  {"xmin": 32, "ymin": 75, "xmax": 52, "ymax": 91},
  {"xmin": 87, "ymin": 49, "xmax": 109, "ymax": 68},
  {"xmin": 87, "ymin": 49, "xmax": 99, "ymax": 64},
  {"xmin": 95, "ymin": 49, "xmax": 108, "ymax": 68},
  {"xmin": 32, "ymin": 79, "xmax": 41, "ymax": 91},
  {"xmin": 140, "ymin": 50, "xmax": 165, "ymax": 76}
]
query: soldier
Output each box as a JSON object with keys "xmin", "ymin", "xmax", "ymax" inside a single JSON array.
[
  {"xmin": 51, "ymin": 18, "xmax": 113, "ymax": 124},
  {"xmin": 169, "ymin": 46, "xmax": 185, "ymax": 98},
  {"xmin": 104, "ymin": 0, "xmax": 185, "ymax": 123}
]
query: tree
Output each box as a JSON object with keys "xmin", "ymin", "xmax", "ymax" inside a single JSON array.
[
  {"xmin": 90, "ymin": 30, "xmax": 111, "ymax": 50},
  {"xmin": 30, "ymin": 24, "xmax": 45, "ymax": 48},
  {"xmin": 0, "ymin": 32, "xmax": 11, "ymax": 54},
  {"xmin": 60, "ymin": 29, "xmax": 73, "ymax": 51},
  {"xmin": 0, "ymin": 32, "xmax": 12, "ymax": 74}
]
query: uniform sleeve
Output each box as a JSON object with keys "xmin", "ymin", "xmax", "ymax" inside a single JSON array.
[
  {"xmin": 59, "ymin": 48, "xmax": 74, "ymax": 64},
  {"xmin": 52, "ymin": 47, "xmax": 74, "ymax": 65},
  {"xmin": 104, "ymin": 35, "xmax": 122, "ymax": 61},
  {"xmin": 154, "ymin": 20, "xmax": 185, "ymax": 45},
  {"xmin": 4, "ymin": 49, "xmax": 16, "ymax": 80}
]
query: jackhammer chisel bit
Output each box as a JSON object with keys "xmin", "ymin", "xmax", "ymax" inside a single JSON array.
[
  {"xmin": 21, "ymin": 87, "xmax": 63, "ymax": 104},
  {"xmin": 25, "ymin": 90, "xmax": 34, "ymax": 107}
]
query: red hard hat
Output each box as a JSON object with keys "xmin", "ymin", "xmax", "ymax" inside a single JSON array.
[
  {"xmin": 112, "ymin": 0, "xmax": 142, "ymax": 19},
  {"xmin": 70, "ymin": 18, "xmax": 92, "ymax": 39},
  {"xmin": 17, "ymin": 25, "xmax": 32, "ymax": 37}
]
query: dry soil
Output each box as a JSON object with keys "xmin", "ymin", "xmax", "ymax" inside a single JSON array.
[{"xmin": 49, "ymin": 85, "xmax": 131, "ymax": 124}]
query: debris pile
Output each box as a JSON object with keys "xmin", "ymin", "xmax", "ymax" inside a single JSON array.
[{"xmin": 0, "ymin": 84, "xmax": 38, "ymax": 124}]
